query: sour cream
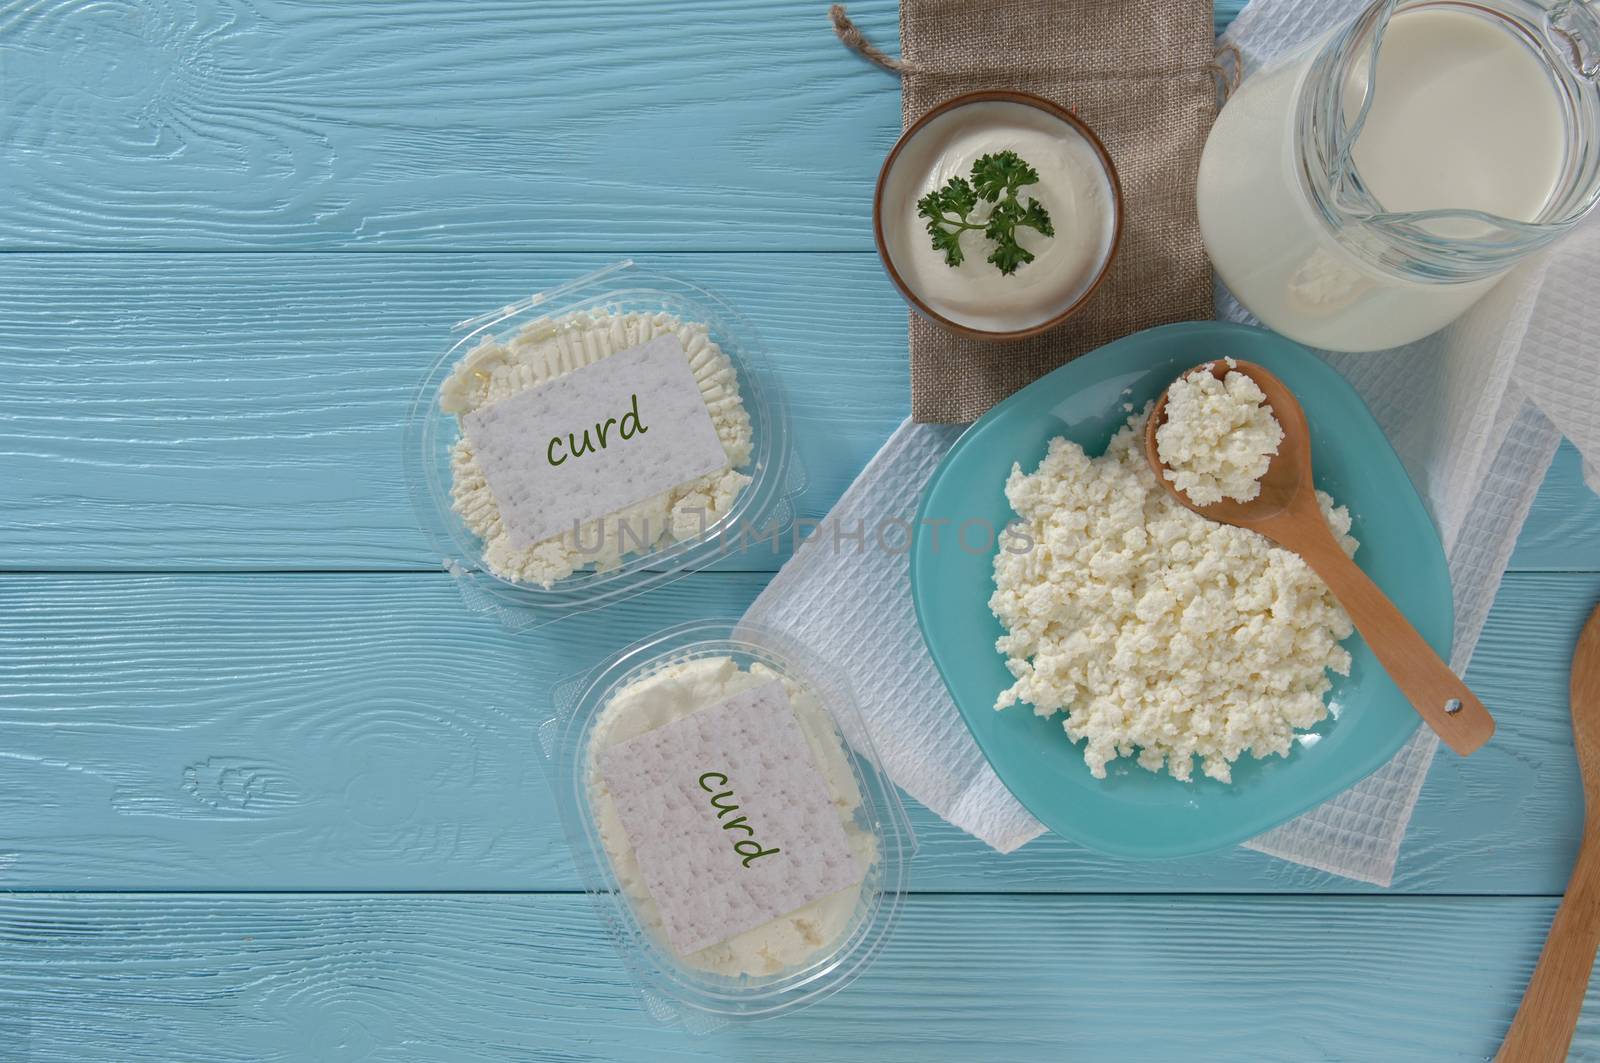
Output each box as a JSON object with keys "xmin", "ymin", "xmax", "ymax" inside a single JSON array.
[{"xmin": 877, "ymin": 97, "xmax": 1119, "ymax": 335}]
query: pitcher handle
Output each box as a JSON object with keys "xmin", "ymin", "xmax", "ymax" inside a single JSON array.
[{"xmin": 1549, "ymin": 0, "xmax": 1600, "ymax": 79}]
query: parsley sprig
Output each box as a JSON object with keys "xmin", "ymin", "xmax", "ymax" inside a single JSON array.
[{"xmin": 916, "ymin": 150, "xmax": 1054, "ymax": 276}]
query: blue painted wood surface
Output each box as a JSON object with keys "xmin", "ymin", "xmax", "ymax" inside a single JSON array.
[{"xmin": 2, "ymin": 0, "xmax": 1599, "ymax": 1059}]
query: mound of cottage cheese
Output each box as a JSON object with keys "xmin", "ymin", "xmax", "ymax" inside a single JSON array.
[
  {"xmin": 990, "ymin": 408, "xmax": 1357, "ymax": 783},
  {"xmin": 587, "ymin": 656, "xmax": 877, "ymax": 978},
  {"xmin": 440, "ymin": 309, "xmax": 753, "ymax": 587},
  {"xmin": 1156, "ymin": 361, "xmax": 1284, "ymax": 506}
]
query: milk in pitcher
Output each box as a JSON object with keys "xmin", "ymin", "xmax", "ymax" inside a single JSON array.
[{"xmin": 1197, "ymin": 0, "xmax": 1596, "ymax": 351}]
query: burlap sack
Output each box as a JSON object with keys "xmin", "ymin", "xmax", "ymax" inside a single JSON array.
[{"xmin": 836, "ymin": 1, "xmax": 1220, "ymax": 423}]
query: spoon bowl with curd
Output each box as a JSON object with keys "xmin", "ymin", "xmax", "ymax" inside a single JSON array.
[{"xmin": 1145, "ymin": 358, "xmax": 1495, "ymax": 756}]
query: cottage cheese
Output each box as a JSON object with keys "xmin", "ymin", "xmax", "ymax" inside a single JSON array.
[
  {"xmin": 990, "ymin": 409, "xmax": 1357, "ymax": 783},
  {"xmin": 587, "ymin": 656, "xmax": 876, "ymax": 977},
  {"xmin": 441, "ymin": 309, "xmax": 753, "ymax": 587},
  {"xmin": 1155, "ymin": 361, "xmax": 1284, "ymax": 506}
]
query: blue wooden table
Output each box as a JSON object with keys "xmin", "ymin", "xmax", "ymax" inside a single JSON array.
[{"xmin": 4, "ymin": 2, "xmax": 1600, "ymax": 1059}]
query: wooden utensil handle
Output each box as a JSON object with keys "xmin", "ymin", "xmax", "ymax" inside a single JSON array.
[
  {"xmin": 1296, "ymin": 533, "xmax": 1495, "ymax": 756},
  {"xmin": 1496, "ymin": 840, "xmax": 1600, "ymax": 1062}
]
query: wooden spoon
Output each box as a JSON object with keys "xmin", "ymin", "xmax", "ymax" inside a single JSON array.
[
  {"xmin": 1495, "ymin": 602, "xmax": 1600, "ymax": 1062},
  {"xmin": 1143, "ymin": 359, "xmax": 1494, "ymax": 756}
]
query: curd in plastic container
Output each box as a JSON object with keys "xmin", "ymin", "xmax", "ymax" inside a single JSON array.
[
  {"xmin": 541, "ymin": 619, "xmax": 915, "ymax": 1028},
  {"xmin": 406, "ymin": 261, "xmax": 801, "ymax": 628}
]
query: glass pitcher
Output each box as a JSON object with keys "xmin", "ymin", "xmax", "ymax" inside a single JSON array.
[{"xmin": 1197, "ymin": 0, "xmax": 1600, "ymax": 352}]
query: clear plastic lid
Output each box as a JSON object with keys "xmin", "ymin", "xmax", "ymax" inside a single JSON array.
[
  {"xmin": 541, "ymin": 619, "xmax": 916, "ymax": 1029},
  {"xmin": 405, "ymin": 261, "xmax": 803, "ymax": 628}
]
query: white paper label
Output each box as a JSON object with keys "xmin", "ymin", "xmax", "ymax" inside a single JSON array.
[
  {"xmin": 598, "ymin": 681, "xmax": 863, "ymax": 957},
  {"xmin": 461, "ymin": 334, "xmax": 729, "ymax": 549}
]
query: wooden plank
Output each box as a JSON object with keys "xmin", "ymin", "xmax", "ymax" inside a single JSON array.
[
  {"xmin": 0, "ymin": 0, "xmax": 1266, "ymax": 254},
  {"xmin": 0, "ymin": 0, "xmax": 904, "ymax": 251},
  {"xmin": 0, "ymin": 253, "xmax": 905, "ymax": 571},
  {"xmin": 0, "ymin": 569, "xmax": 1590, "ymax": 893},
  {"xmin": 1513, "ymin": 442, "xmax": 1600, "ymax": 571},
  {"xmin": 0, "ymin": 251, "xmax": 1591, "ymax": 573},
  {"xmin": 0, "ymin": 891, "xmax": 1586, "ymax": 1062}
]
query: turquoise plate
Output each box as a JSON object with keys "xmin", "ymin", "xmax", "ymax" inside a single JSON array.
[{"xmin": 911, "ymin": 322, "xmax": 1451, "ymax": 858}]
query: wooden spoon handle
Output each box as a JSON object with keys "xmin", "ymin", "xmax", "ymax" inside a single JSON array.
[
  {"xmin": 1496, "ymin": 839, "xmax": 1600, "ymax": 1062},
  {"xmin": 1295, "ymin": 533, "xmax": 1495, "ymax": 755}
]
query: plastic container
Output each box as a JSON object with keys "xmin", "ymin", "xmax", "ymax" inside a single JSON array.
[
  {"xmin": 541, "ymin": 619, "xmax": 915, "ymax": 1029},
  {"xmin": 405, "ymin": 260, "xmax": 802, "ymax": 628}
]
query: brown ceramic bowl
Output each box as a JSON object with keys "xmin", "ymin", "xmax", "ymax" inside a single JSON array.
[{"xmin": 873, "ymin": 90, "xmax": 1123, "ymax": 341}]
